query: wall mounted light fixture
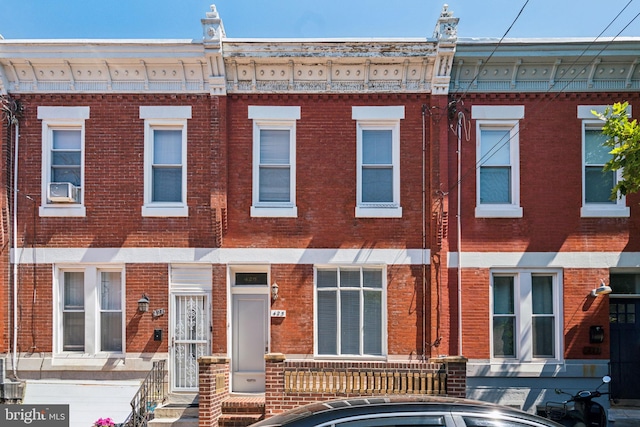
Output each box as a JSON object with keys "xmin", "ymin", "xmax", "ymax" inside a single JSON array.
[
  {"xmin": 271, "ymin": 283, "xmax": 279, "ymax": 301},
  {"xmin": 589, "ymin": 325, "xmax": 605, "ymax": 343},
  {"xmin": 590, "ymin": 279, "xmax": 612, "ymax": 297},
  {"xmin": 138, "ymin": 294, "xmax": 150, "ymax": 312}
]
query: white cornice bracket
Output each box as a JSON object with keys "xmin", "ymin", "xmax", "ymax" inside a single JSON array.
[{"xmin": 0, "ymin": 65, "xmax": 9, "ymax": 95}]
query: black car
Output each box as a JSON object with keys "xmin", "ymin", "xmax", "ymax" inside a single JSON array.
[{"xmin": 250, "ymin": 396, "xmax": 565, "ymax": 427}]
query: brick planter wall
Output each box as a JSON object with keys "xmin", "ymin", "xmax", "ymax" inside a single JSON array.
[{"xmin": 264, "ymin": 354, "xmax": 467, "ymax": 417}]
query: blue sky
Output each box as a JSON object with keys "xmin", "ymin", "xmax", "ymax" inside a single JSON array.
[{"xmin": 1, "ymin": 0, "xmax": 640, "ymax": 40}]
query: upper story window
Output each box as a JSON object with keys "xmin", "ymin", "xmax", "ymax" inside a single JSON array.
[
  {"xmin": 315, "ymin": 266, "xmax": 386, "ymax": 358},
  {"xmin": 248, "ymin": 106, "xmax": 300, "ymax": 218},
  {"xmin": 352, "ymin": 106, "xmax": 404, "ymax": 218},
  {"xmin": 57, "ymin": 266, "xmax": 124, "ymax": 355},
  {"xmin": 471, "ymin": 105, "xmax": 524, "ymax": 218},
  {"xmin": 578, "ymin": 105, "xmax": 630, "ymax": 218},
  {"xmin": 491, "ymin": 269, "xmax": 562, "ymax": 363},
  {"xmin": 38, "ymin": 106, "xmax": 90, "ymax": 218},
  {"xmin": 140, "ymin": 106, "xmax": 191, "ymax": 217}
]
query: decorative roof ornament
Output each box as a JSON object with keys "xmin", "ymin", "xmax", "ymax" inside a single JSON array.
[
  {"xmin": 202, "ymin": 4, "xmax": 226, "ymax": 45},
  {"xmin": 433, "ymin": 4, "xmax": 458, "ymax": 42}
]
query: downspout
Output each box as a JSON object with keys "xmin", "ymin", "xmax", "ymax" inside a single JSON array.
[
  {"xmin": 456, "ymin": 111, "xmax": 463, "ymax": 356},
  {"xmin": 12, "ymin": 119, "xmax": 19, "ymax": 378},
  {"xmin": 421, "ymin": 104, "xmax": 427, "ymax": 359}
]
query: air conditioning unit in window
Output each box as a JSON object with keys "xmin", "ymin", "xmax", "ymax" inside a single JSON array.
[{"xmin": 48, "ymin": 182, "xmax": 78, "ymax": 203}]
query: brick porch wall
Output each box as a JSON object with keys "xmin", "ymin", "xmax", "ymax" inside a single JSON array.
[
  {"xmin": 198, "ymin": 356, "xmax": 230, "ymax": 427},
  {"xmin": 264, "ymin": 354, "xmax": 467, "ymax": 417}
]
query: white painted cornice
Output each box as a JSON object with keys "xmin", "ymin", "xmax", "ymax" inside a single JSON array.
[
  {"xmin": 0, "ymin": 4, "xmax": 460, "ymax": 96},
  {"xmin": 0, "ymin": 40, "xmax": 225, "ymax": 94},
  {"xmin": 452, "ymin": 38, "xmax": 640, "ymax": 93},
  {"xmin": 223, "ymin": 39, "xmax": 441, "ymax": 94}
]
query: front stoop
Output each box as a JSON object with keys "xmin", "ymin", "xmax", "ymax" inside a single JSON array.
[
  {"xmin": 219, "ymin": 395, "xmax": 266, "ymax": 427},
  {"xmin": 148, "ymin": 394, "xmax": 199, "ymax": 427}
]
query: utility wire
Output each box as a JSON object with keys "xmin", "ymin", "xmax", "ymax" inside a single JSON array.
[
  {"xmin": 453, "ymin": 0, "xmax": 530, "ymax": 104},
  {"xmin": 447, "ymin": 1, "xmax": 639, "ymax": 195}
]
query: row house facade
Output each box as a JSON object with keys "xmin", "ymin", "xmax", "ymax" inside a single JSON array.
[
  {"xmin": 0, "ymin": 3, "xmax": 639, "ymax": 425},
  {"xmin": 448, "ymin": 38, "xmax": 640, "ymax": 409},
  {"xmin": 0, "ymin": 5, "xmax": 460, "ymax": 426}
]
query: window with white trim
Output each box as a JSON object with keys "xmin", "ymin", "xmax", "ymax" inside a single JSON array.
[
  {"xmin": 57, "ymin": 266, "xmax": 124, "ymax": 355},
  {"xmin": 352, "ymin": 106, "xmax": 404, "ymax": 218},
  {"xmin": 248, "ymin": 106, "xmax": 300, "ymax": 217},
  {"xmin": 578, "ymin": 105, "xmax": 629, "ymax": 217},
  {"xmin": 140, "ymin": 106, "xmax": 191, "ymax": 217},
  {"xmin": 472, "ymin": 106, "xmax": 524, "ymax": 218},
  {"xmin": 315, "ymin": 266, "xmax": 386, "ymax": 357},
  {"xmin": 38, "ymin": 106, "xmax": 89, "ymax": 217},
  {"xmin": 491, "ymin": 270, "xmax": 562, "ymax": 362}
]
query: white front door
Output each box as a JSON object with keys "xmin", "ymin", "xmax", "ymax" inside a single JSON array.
[
  {"xmin": 232, "ymin": 293, "xmax": 269, "ymax": 392},
  {"xmin": 171, "ymin": 293, "xmax": 210, "ymax": 391}
]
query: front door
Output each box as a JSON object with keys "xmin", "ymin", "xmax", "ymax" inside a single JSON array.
[
  {"xmin": 610, "ymin": 297, "xmax": 640, "ymax": 400},
  {"xmin": 232, "ymin": 293, "xmax": 269, "ymax": 392},
  {"xmin": 171, "ymin": 293, "xmax": 210, "ymax": 391}
]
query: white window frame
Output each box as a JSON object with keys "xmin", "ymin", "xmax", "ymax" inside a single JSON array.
[
  {"xmin": 38, "ymin": 106, "xmax": 89, "ymax": 217},
  {"xmin": 352, "ymin": 106, "xmax": 404, "ymax": 218},
  {"xmin": 140, "ymin": 106, "xmax": 191, "ymax": 217},
  {"xmin": 314, "ymin": 265, "xmax": 387, "ymax": 359},
  {"xmin": 248, "ymin": 106, "xmax": 300, "ymax": 218},
  {"xmin": 54, "ymin": 265, "xmax": 125, "ymax": 357},
  {"xmin": 578, "ymin": 105, "xmax": 630, "ymax": 218},
  {"xmin": 472, "ymin": 106, "xmax": 524, "ymax": 218},
  {"xmin": 490, "ymin": 269, "xmax": 563, "ymax": 364}
]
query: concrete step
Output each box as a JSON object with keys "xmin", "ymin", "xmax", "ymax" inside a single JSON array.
[
  {"xmin": 153, "ymin": 403, "xmax": 199, "ymax": 419},
  {"xmin": 147, "ymin": 416, "xmax": 198, "ymax": 427}
]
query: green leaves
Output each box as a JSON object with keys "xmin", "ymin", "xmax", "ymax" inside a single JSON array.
[{"xmin": 592, "ymin": 101, "xmax": 640, "ymax": 198}]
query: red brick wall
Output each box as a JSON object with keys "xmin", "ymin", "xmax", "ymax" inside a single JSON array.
[
  {"xmin": 459, "ymin": 268, "xmax": 491, "ymax": 358},
  {"xmin": 223, "ymin": 93, "xmax": 432, "ymax": 249},
  {"xmin": 11, "ymin": 263, "xmax": 170, "ymax": 354},
  {"xmin": 457, "ymin": 267, "xmax": 612, "ymax": 360},
  {"xmin": 446, "ymin": 92, "xmax": 640, "ymax": 361},
  {"xmin": 563, "ymin": 268, "xmax": 610, "ymax": 359},
  {"xmin": 14, "ymin": 265, "xmax": 53, "ymax": 353},
  {"xmin": 125, "ymin": 264, "xmax": 169, "ymax": 353},
  {"xmin": 454, "ymin": 92, "xmax": 640, "ymax": 253},
  {"xmin": 11, "ymin": 94, "xmax": 218, "ymax": 248},
  {"xmin": 212, "ymin": 264, "xmax": 228, "ymax": 355},
  {"xmin": 198, "ymin": 357, "xmax": 229, "ymax": 427}
]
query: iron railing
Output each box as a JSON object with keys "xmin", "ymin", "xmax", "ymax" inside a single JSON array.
[{"xmin": 121, "ymin": 359, "xmax": 167, "ymax": 427}]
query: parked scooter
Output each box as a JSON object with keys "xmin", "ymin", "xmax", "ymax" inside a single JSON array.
[{"xmin": 539, "ymin": 375, "xmax": 611, "ymax": 427}]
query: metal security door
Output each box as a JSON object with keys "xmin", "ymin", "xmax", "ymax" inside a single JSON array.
[
  {"xmin": 172, "ymin": 294, "xmax": 210, "ymax": 391},
  {"xmin": 232, "ymin": 293, "xmax": 268, "ymax": 392},
  {"xmin": 610, "ymin": 298, "xmax": 640, "ymax": 400}
]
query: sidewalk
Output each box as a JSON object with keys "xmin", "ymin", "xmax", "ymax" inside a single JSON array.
[{"xmin": 609, "ymin": 407, "xmax": 640, "ymax": 426}]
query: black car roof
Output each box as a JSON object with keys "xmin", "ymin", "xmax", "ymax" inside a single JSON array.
[{"xmin": 250, "ymin": 396, "xmax": 563, "ymax": 427}]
